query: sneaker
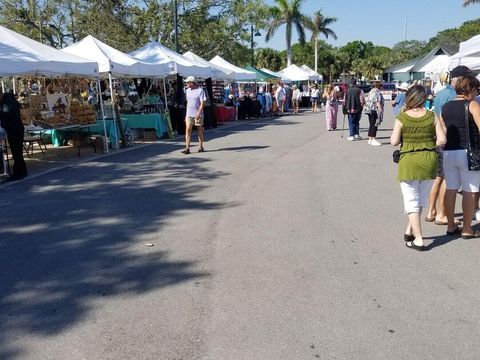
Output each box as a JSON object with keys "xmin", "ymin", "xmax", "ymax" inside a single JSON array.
[
  {"xmin": 368, "ymin": 139, "xmax": 372, "ymax": 145},
  {"xmin": 354, "ymin": 135, "xmax": 362, "ymax": 140},
  {"xmin": 181, "ymin": 148, "xmax": 190, "ymax": 154},
  {"xmin": 347, "ymin": 136, "xmax": 355, "ymax": 141},
  {"xmin": 370, "ymin": 139, "xmax": 382, "ymax": 146}
]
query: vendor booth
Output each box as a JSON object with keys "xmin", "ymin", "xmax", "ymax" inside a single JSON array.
[
  {"xmin": 449, "ymin": 35, "xmax": 480, "ymax": 71},
  {"xmin": 300, "ymin": 65, "xmax": 323, "ymax": 82},
  {"xmin": 63, "ymin": 36, "xmax": 174, "ymax": 146},
  {"xmin": 0, "ymin": 25, "xmax": 106, "ymax": 163}
]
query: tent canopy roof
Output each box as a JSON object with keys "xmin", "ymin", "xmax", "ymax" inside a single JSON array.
[
  {"xmin": 209, "ymin": 56, "xmax": 256, "ymax": 80},
  {"xmin": 62, "ymin": 35, "xmax": 171, "ymax": 77},
  {"xmin": 278, "ymin": 64, "xmax": 317, "ymax": 81},
  {"xmin": 183, "ymin": 51, "xmax": 234, "ymax": 79},
  {"xmin": 260, "ymin": 68, "xmax": 291, "ymax": 82},
  {"xmin": 300, "ymin": 64, "xmax": 323, "ymax": 81},
  {"xmin": 0, "ymin": 25, "xmax": 98, "ymax": 77},
  {"xmin": 449, "ymin": 35, "xmax": 480, "ymax": 71},
  {"xmin": 131, "ymin": 42, "xmax": 212, "ymax": 78},
  {"xmin": 243, "ymin": 65, "xmax": 280, "ymax": 82}
]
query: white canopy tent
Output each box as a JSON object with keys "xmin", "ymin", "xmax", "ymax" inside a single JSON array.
[
  {"xmin": 209, "ymin": 56, "xmax": 256, "ymax": 81},
  {"xmin": 183, "ymin": 51, "xmax": 234, "ymax": 80},
  {"xmin": 260, "ymin": 68, "xmax": 291, "ymax": 82},
  {"xmin": 0, "ymin": 25, "xmax": 98, "ymax": 77},
  {"xmin": 130, "ymin": 41, "xmax": 213, "ymax": 78},
  {"xmin": 301, "ymin": 64, "xmax": 323, "ymax": 81},
  {"xmin": 449, "ymin": 35, "xmax": 480, "ymax": 71},
  {"xmin": 62, "ymin": 35, "xmax": 172, "ymax": 77},
  {"xmin": 278, "ymin": 64, "xmax": 317, "ymax": 81}
]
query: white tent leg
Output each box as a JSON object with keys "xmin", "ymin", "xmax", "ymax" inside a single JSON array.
[
  {"xmin": 12, "ymin": 77, "xmax": 16, "ymax": 94},
  {"xmin": 108, "ymin": 72, "xmax": 119, "ymax": 150},
  {"xmin": 1, "ymin": 80, "xmax": 4, "ymax": 93},
  {"xmin": 97, "ymin": 77, "xmax": 109, "ymax": 153}
]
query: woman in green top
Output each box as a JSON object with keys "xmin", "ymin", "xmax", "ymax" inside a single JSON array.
[{"xmin": 390, "ymin": 85, "xmax": 446, "ymax": 251}]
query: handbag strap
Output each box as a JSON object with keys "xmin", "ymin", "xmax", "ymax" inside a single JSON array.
[{"xmin": 464, "ymin": 101, "xmax": 472, "ymax": 151}]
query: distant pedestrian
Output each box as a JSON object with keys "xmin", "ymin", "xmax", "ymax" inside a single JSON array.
[
  {"xmin": 364, "ymin": 80, "xmax": 384, "ymax": 146},
  {"xmin": 292, "ymin": 85, "xmax": 302, "ymax": 114},
  {"xmin": 322, "ymin": 84, "xmax": 338, "ymax": 131},
  {"xmin": 310, "ymin": 85, "xmax": 320, "ymax": 112},
  {"xmin": 392, "ymin": 82, "xmax": 408, "ymax": 118},
  {"xmin": 275, "ymin": 83, "xmax": 286, "ymax": 114},
  {"xmin": 390, "ymin": 85, "xmax": 446, "ymax": 251},
  {"xmin": 343, "ymin": 78, "xmax": 365, "ymax": 141},
  {"xmin": 181, "ymin": 76, "xmax": 206, "ymax": 154},
  {"xmin": 0, "ymin": 89, "xmax": 27, "ymax": 181}
]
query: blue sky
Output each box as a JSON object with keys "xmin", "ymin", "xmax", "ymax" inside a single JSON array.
[{"xmin": 256, "ymin": 0, "xmax": 479, "ymax": 50}]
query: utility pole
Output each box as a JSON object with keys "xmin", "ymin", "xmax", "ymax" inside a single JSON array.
[{"xmin": 173, "ymin": 0, "xmax": 179, "ymax": 52}]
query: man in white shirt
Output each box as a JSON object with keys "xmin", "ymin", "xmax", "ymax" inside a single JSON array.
[
  {"xmin": 182, "ymin": 76, "xmax": 207, "ymax": 154},
  {"xmin": 275, "ymin": 83, "xmax": 286, "ymax": 114}
]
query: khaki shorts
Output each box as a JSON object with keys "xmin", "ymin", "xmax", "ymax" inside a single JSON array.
[{"xmin": 186, "ymin": 116, "xmax": 203, "ymax": 127}]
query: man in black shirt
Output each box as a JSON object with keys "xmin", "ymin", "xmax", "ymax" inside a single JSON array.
[
  {"xmin": 0, "ymin": 90, "xmax": 27, "ymax": 181},
  {"xmin": 343, "ymin": 78, "xmax": 365, "ymax": 141}
]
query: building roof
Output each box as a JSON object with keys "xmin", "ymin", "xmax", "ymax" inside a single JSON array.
[{"xmin": 384, "ymin": 46, "xmax": 453, "ymax": 74}]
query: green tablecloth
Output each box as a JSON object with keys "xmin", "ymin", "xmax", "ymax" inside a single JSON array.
[{"xmin": 51, "ymin": 113, "xmax": 169, "ymax": 147}]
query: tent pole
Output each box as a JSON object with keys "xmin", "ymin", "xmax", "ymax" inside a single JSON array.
[
  {"xmin": 162, "ymin": 76, "xmax": 168, "ymax": 110},
  {"xmin": 97, "ymin": 77, "xmax": 109, "ymax": 153},
  {"xmin": 1, "ymin": 80, "xmax": 4, "ymax": 93},
  {"xmin": 108, "ymin": 72, "xmax": 119, "ymax": 150},
  {"xmin": 12, "ymin": 77, "xmax": 16, "ymax": 94}
]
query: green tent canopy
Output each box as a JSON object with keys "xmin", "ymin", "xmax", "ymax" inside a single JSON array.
[{"xmin": 242, "ymin": 65, "xmax": 280, "ymax": 82}]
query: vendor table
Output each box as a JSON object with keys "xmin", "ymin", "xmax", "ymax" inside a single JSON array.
[
  {"xmin": 214, "ymin": 105, "xmax": 236, "ymax": 123},
  {"xmin": 120, "ymin": 113, "xmax": 168, "ymax": 139},
  {"xmin": 50, "ymin": 124, "xmax": 97, "ymax": 156}
]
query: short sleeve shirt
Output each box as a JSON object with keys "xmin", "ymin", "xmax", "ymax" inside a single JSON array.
[
  {"xmin": 186, "ymin": 88, "xmax": 206, "ymax": 117},
  {"xmin": 433, "ymin": 85, "xmax": 457, "ymax": 117}
]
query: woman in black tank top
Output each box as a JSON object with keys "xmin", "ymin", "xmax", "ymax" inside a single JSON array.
[{"xmin": 440, "ymin": 74, "xmax": 480, "ymax": 238}]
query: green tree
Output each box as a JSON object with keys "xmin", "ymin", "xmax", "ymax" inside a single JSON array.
[
  {"xmin": 265, "ymin": 0, "xmax": 311, "ymax": 66},
  {"xmin": 309, "ymin": 10, "xmax": 337, "ymax": 73},
  {"xmin": 464, "ymin": 0, "xmax": 480, "ymax": 5},
  {"xmin": 255, "ymin": 47, "xmax": 283, "ymax": 70}
]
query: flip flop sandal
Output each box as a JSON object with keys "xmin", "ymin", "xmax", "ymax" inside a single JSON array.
[
  {"xmin": 435, "ymin": 220, "xmax": 461, "ymax": 226},
  {"xmin": 424, "ymin": 217, "xmax": 435, "ymax": 222},
  {"xmin": 404, "ymin": 234, "xmax": 415, "ymax": 242},
  {"xmin": 461, "ymin": 231, "xmax": 480, "ymax": 239},
  {"xmin": 405, "ymin": 241, "xmax": 425, "ymax": 251},
  {"xmin": 446, "ymin": 226, "xmax": 462, "ymax": 236}
]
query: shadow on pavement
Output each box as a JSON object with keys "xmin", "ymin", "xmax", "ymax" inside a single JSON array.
[{"xmin": 0, "ymin": 145, "xmax": 231, "ymax": 359}]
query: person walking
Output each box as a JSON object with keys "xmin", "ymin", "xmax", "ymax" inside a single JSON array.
[
  {"xmin": 344, "ymin": 78, "xmax": 365, "ymax": 141},
  {"xmin": 390, "ymin": 85, "xmax": 446, "ymax": 251},
  {"xmin": 181, "ymin": 76, "xmax": 206, "ymax": 154},
  {"xmin": 275, "ymin": 83, "xmax": 286, "ymax": 115},
  {"xmin": 440, "ymin": 74, "xmax": 480, "ymax": 239},
  {"xmin": 364, "ymin": 80, "xmax": 384, "ymax": 146},
  {"xmin": 392, "ymin": 82, "xmax": 408, "ymax": 118},
  {"xmin": 0, "ymin": 90, "xmax": 27, "ymax": 181},
  {"xmin": 322, "ymin": 84, "xmax": 338, "ymax": 131},
  {"xmin": 425, "ymin": 65, "xmax": 472, "ymax": 224},
  {"xmin": 292, "ymin": 85, "xmax": 302, "ymax": 114},
  {"xmin": 310, "ymin": 85, "xmax": 320, "ymax": 112}
]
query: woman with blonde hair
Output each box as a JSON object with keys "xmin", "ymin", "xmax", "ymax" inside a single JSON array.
[
  {"xmin": 390, "ymin": 85, "xmax": 446, "ymax": 251},
  {"xmin": 323, "ymin": 84, "xmax": 338, "ymax": 131},
  {"xmin": 440, "ymin": 74, "xmax": 480, "ymax": 238}
]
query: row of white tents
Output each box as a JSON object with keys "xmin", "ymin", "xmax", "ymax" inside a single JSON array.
[
  {"xmin": 449, "ymin": 34, "xmax": 480, "ymax": 71},
  {"xmin": 0, "ymin": 25, "xmax": 322, "ymax": 83}
]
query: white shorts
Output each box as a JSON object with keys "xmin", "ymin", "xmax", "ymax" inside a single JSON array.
[
  {"xmin": 400, "ymin": 180, "xmax": 434, "ymax": 214},
  {"xmin": 443, "ymin": 149, "xmax": 480, "ymax": 192}
]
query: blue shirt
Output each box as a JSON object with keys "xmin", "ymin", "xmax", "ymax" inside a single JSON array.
[
  {"xmin": 392, "ymin": 92, "xmax": 405, "ymax": 118},
  {"xmin": 433, "ymin": 85, "xmax": 457, "ymax": 117}
]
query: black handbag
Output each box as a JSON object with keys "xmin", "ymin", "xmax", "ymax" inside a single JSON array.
[
  {"xmin": 464, "ymin": 102, "xmax": 480, "ymax": 171},
  {"xmin": 393, "ymin": 149, "xmax": 401, "ymax": 163}
]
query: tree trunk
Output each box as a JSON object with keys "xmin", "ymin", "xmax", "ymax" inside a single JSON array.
[{"xmin": 314, "ymin": 38, "xmax": 318, "ymax": 73}]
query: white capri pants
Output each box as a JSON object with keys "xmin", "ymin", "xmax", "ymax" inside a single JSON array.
[
  {"xmin": 400, "ymin": 180, "xmax": 434, "ymax": 214},
  {"xmin": 443, "ymin": 149, "xmax": 480, "ymax": 192}
]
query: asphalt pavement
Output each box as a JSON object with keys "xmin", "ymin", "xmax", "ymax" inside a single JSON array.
[{"xmin": 1, "ymin": 106, "xmax": 480, "ymax": 360}]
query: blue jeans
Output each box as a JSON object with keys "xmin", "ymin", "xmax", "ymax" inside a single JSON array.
[{"xmin": 348, "ymin": 112, "xmax": 361, "ymax": 137}]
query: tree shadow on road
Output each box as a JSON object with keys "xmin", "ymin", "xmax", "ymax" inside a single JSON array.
[{"xmin": 0, "ymin": 146, "xmax": 232, "ymax": 359}]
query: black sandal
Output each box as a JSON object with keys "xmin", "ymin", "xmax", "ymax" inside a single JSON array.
[
  {"xmin": 446, "ymin": 226, "xmax": 462, "ymax": 236},
  {"xmin": 405, "ymin": 241, "xmax": 425, "ymax": 251},
  {"xmin": 181, "ymin": 148, "xmax": 191, "ymax": 154},
  {"xmin": 404, "ymin": 234, "xmax": 415, "ymax": 242}
]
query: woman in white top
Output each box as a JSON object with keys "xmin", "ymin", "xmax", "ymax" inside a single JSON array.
[
  {"xmin": 311, "ymin": 85, "xmax": 320, "ymax": 112},
  {"xmin": 292, "ymin": 85, "xmax": 302, "ymax": 114}
]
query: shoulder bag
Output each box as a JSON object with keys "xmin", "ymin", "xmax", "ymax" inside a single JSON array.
[{"xmin": 464, "ymin": 102, "xmax": 480, "ymax": 171}]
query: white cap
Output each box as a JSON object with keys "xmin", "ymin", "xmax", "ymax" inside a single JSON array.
[
  {"xmin": 398, "ymin": 82, "xmax": 409, "ymax": 90},
  {"xmin": 184, "ymin": 76, "xmax": 196, "ymax": 83}
]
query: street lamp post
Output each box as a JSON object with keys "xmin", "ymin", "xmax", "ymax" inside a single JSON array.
[
  {"xmin": 250, "ymin": 25, "xmax": 261, "ymax": 66},
  {"xmin": 173, "ymin": 0, "xmax": 179, "ymax": 52}
]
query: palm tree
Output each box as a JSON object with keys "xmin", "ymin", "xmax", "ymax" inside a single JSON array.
[
  {"xmin": 463, "ymin": 0, "xmax": 480, "ymax": 5},
  {"xmin": 265, "ymin": 0, "xmax": 311, "ymax": 66},
  {"xmin": 310, "ymin": 10, "xmax": 337, "ymax": 73}
]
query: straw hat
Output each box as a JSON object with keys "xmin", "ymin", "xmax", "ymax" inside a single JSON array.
[{"xmin": 398, "ymin": 82, "xmax": 409, "ymax": 91}]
